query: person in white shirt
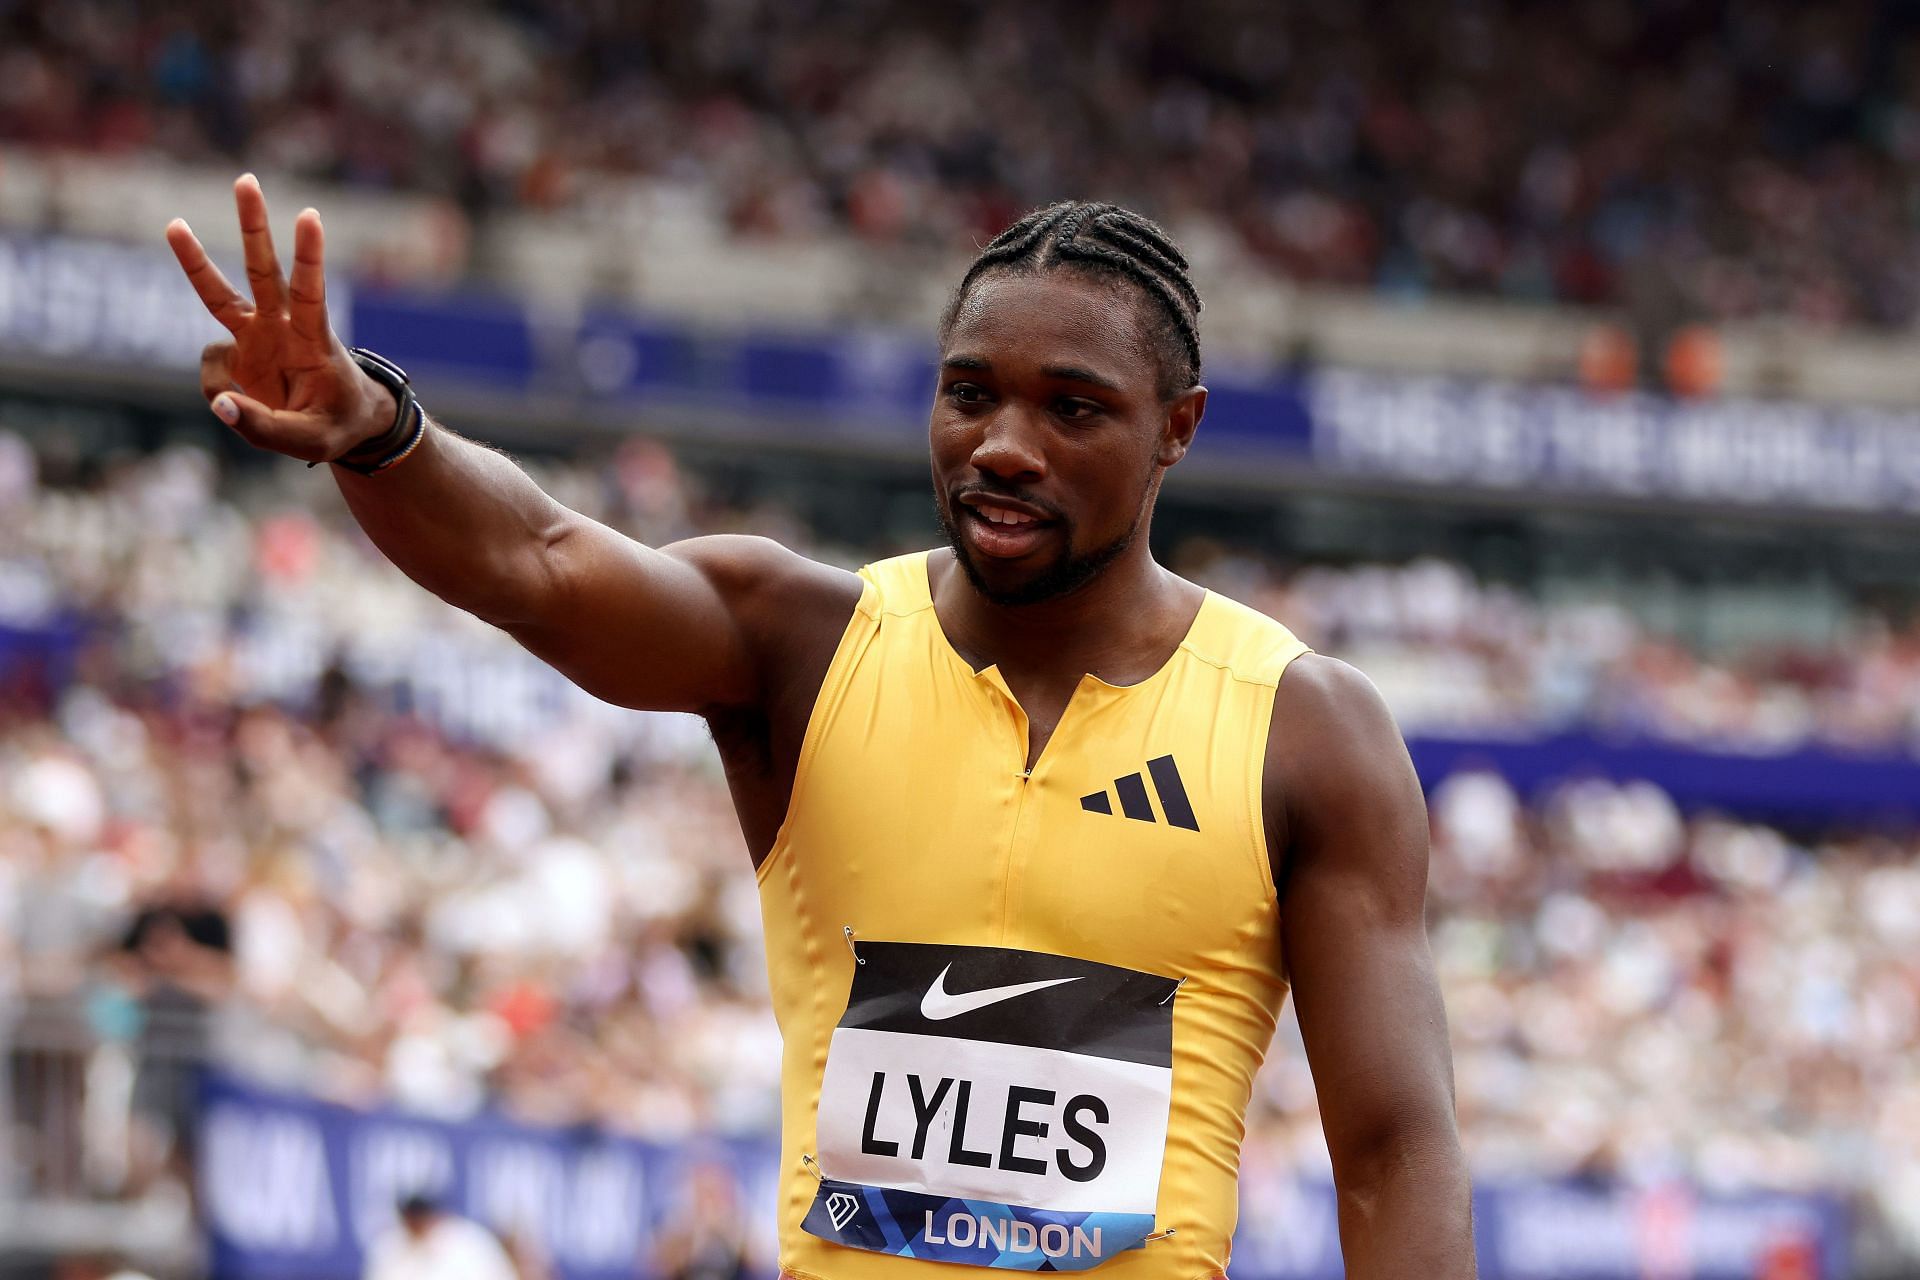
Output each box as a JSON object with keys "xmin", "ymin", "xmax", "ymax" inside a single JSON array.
[{"xmin": 362, "ymin": 1194, "xmax": 519, "ymax": 1280}]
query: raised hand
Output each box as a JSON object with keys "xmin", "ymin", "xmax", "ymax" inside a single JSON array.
[{"xmin": 166, "ymin": 175, "xmax": 396, "ymax": 464}]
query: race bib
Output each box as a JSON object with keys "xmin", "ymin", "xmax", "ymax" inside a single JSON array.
[{"xmin": 803, "ymin": 941, "xmax": 1177, "ymax": 1270}]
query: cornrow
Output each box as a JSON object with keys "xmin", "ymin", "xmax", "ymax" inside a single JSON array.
[
  {"xmin": 1081, "ymin": 217, "xmax": 1200, "ymax": 310},
  {"xmin": 1102, "ymin": 208, "xmax": 1192, "ymax": 271},
  {"xmin": 941, "ymin": 201, "xmax": 1204, "ymax": 399},
  {"xmin": 968, "ymin": 203, "xmax": 1076, "ymax": 275},
  {"xmin": 1054, "ymin": 213, "xmax": 1203, "ymax": 381}
]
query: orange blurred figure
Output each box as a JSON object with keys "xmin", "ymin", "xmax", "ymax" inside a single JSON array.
[
  {"xmin": 1665, "ymin": 324, "xmax": 1725, "ymax": 398},
  {"xmin": 1578, "ymin": 323, "xmax": 1638, "ymax": 394}
]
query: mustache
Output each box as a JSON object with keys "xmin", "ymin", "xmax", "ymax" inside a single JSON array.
[{"xmin": 949, "ymin": 481, "xmax": 1068, "ymax": 523}]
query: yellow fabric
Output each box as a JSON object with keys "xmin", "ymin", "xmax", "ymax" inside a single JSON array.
[{"xmin": 757, "ymin": 552, "xmax": 1311, "ymax": 1280}]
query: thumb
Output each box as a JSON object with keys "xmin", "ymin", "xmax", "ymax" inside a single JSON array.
[{"xmin": 211, "ymin": 391, "xmax": 316, "ymax": 459}]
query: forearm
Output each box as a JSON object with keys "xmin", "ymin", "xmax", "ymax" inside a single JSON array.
[
  {"xmin": 332, "ymin": 419, "xmax": 570, "ymax": 626},
  {"xmin": 1334, "ymin": 1136, "xmax": 1476, "ymax": 1278}
]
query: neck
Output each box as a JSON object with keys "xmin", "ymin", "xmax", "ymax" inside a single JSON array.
[{"xmin": 933, "ymin": 536, "xmax": 1199, "ymax": 682}]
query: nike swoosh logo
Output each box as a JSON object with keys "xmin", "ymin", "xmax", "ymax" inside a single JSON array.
[{"xmin": 919, "ymin": 964, "xmax": 1082, "ymax": 1021}]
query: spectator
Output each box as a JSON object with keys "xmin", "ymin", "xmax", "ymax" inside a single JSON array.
[
  {"xmin": 652, "ymin": 1161, "xmax": 756, "ymax": 1280},
  {"xmin": 363, "ymin": 1193, "xmax": 519, "ymax": 1280},
  {"xmin": 6, "ymin": 0, "xmax": 1920, "ymax": 327}
]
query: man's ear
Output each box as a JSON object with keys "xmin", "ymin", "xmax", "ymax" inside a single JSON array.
[{"xmin": 1157, "ymin": 385, "xmax": 1207, "ymax": 467}]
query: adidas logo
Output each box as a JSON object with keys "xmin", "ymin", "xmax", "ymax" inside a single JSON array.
[{"xmin": 1080, "ymin": 755, "xmax": 1199, "ymax": 831}]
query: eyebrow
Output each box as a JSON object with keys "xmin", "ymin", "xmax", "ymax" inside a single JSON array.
[
  {"xmin": 1041, "ymin": 364, "xmax": 1125, "ymax": 393},
  {"xmin": 940, "ymin": 356, "xmax": 1127, "ymax": 394}
]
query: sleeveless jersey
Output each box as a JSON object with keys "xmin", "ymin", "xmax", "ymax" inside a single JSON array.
[{"xmin": 756, "ymin": 552, "xmax": 1311, "ymax": 1279}]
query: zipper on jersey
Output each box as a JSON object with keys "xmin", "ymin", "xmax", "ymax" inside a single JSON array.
[
  {"xmin": 999, "ymin": 759, "xmax": 1034, "ymax": 942},
  {"xmin": 997, "ymin": 681, "xmax": 1090, "ymax": 941}
]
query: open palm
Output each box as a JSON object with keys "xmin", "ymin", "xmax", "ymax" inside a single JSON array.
[{"xmin": 166, "ymin": 175, "xmax": 391, "ymax": 463}]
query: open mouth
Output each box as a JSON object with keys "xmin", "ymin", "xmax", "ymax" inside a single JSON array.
[{"xmin": 958, "ymin": 496, "xmax": 1056, "ymax": 559}]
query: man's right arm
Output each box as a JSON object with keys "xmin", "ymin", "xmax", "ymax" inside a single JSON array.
[
  {"xmin": 170, "ymin": 175, "xmax": 856, "ymax": 716},
  {"xmin": 333, "ymin": 424, "xmax": 852, "ymax": 712}
]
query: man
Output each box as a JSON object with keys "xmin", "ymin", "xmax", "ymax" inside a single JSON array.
[
  {"xmin": 653, "ymin": 1160, "xmax": 760, "ymax": 1280},
  {"xmin": 167, "ymin": 178, "xmax": 1474, "ymax": 1277},
  {"xmin": 362, "ymin": 1194, "xmax": 518, "ymax": 1280}
]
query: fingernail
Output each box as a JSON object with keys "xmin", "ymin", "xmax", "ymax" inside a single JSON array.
[{"xmin": 213, "ymin": 395, "xmax": 238, "ymax": 424}]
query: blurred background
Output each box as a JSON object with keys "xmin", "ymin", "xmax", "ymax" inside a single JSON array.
[{"xmin": 4, "ymin": 0, "xmax": 1920, "ymax": 1277}]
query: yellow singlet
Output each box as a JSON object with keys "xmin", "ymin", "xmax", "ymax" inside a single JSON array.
[{"xmin": 757, "ymin": 552, "xmax": 1310, "ymax": 1280}]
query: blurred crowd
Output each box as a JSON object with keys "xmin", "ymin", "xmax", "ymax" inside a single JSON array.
[
  {"xmin": 3, "ymin": 434, "xmax": 1920, "ymax": 1251},
  {"xmin": 1284, "ymin": 764, "xmax": 1920, "ymax": 1247},
  {"xmin": 6, "ymin": 0, "xmax": 1920, "ymax": 327},
  {"xmin": 1212, "ymin": 552, "xmax": 1920, "ymax": 755}
]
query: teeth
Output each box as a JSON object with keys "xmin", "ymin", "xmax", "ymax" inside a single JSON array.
[{"xmin": 979, "ymin": 507, "xmax": 1035, "ymax": 526}]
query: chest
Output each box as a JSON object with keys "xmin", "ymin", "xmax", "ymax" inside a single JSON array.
[{"xmin": 780, "ymin": 641, "xmax": 1277, "ymax": 978}]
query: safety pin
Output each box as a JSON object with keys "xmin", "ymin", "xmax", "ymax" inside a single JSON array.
[
  {"xmin": 1160, "ymin": 976, "xmax": 1187, "ymax": 1005},
  {"xmin": 843, "ymin": 925, "xmax": 865, "ymax": 965},
  {"xmin": 801, "ymin": 1154, "xmax": 824, "ymax": 1182},
  {"xmin": 1145, "ymin": 1228, "xmax": 1178, "ymax": 1243}
]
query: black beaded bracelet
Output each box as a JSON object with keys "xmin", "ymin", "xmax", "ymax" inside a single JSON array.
[{"xmin": 311, "ymin": 348, "xmax": 428, "ymax": 476}]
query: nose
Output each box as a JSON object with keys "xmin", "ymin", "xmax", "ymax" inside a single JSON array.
[{"xmin": 968, "ymin": 405, "xmax": 1047, "ymax": 484}]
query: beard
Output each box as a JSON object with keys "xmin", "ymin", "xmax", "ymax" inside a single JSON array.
[{"xmin": 936, "ymin": 491, "xmax": 1146, "ymax": 608}]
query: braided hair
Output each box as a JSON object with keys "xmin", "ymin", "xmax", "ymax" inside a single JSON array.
[{"xmin": 940, "ymin": 202, "xmax": 1203, "ymax": 400}]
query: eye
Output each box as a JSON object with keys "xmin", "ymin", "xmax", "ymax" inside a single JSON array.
[
  {"xmin": 945, "ymin": 381, "xmax": 990, "ymax": 406},
  {"xmin": 1053, "ymin": 397, "xmax": 1104, "ymax": 421}
]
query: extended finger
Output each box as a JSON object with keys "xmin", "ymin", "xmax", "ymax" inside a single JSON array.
[
  {"xmin": 234, "ymin": 173, "xmax": 288, "ymax": 313},
  {"xmin": 199, "ymin": 340, "xmax": 239, "ymax": 403},
  {"xmin": 167, "ymin": 221, "xmax": 251, "ymax": 334},
  {"xmin": 287, "ymin": 208, "xmax": 331, "ymax": 346}
]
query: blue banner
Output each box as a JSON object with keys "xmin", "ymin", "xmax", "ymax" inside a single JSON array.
[
  {"xmin": 343, "ymin": 287, "xmax": 1920, "ymax": 514},
  {"xmin": 195, "ymin": 1071, "xmax": 778, "ymax": 1280},
  {"xmin": 345, "ymin": 288, "xmax": 940, "ymax": 441},
  {"xmin": 1470, "ymin": 1181, "xmax": 1844, "ymax": 1280},
  {"xmin": 1307, "ymin": 368, "xmax": 1920, "ymax": 514},
  {"xmin": 0, "ymin": 235, "xmax": 235, "ymax": 368},
  {"xmin": 1407, "ymin": 731, "xmax": 1920, "ymax": 825},
  {"xmin": 10, "ymin": 232, "xmax": 1920, "ymax": 514},
  {"xmin": 196, "ymin": 1071, "xmax": 1846, "ymax": 1280}
]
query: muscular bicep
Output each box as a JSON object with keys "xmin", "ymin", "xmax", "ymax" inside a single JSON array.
[
  {"xmin": 1268, "ymin": 657, "xmax": 1460, "ymax": 1184},
  {"xmin": 501, "ymin": 521, "xmax": 860, "ymax": 715}
]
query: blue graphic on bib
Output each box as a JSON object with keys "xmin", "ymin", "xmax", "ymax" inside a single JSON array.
[{"xmin": 803, "ymin": 1177, "xmax": 1154, "ymax": 1271}]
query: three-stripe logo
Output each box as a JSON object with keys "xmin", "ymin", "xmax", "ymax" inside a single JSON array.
[{"xmin": 1080, "ymin": 755, "xmax": 1199, "ymax": 831}]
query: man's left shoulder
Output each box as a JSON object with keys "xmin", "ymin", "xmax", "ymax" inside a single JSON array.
[
  {"xmin": 1270, "ymin": 652, "xmax": 1397, "ymax": 731},
  {"xmin": 1181, "ymin": 585, "xmax": 1311, "ymax": 685},
  {"xmin": 1262, "ymin": 654, "xmax": 1423, "ymax": 858}
]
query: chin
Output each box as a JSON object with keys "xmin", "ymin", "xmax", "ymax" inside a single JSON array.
[
  {"xmin": 959, "ymin": 543, "xmax": 1112, "ymax": 608},
  {"xmin": 955, "ymin": 543, "xmax": 1053, "ymax": 599}
]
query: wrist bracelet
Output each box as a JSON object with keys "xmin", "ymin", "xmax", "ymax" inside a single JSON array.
[{"xmin": 312, "ymin": 348, "xmax": 429, "ymax": 476}]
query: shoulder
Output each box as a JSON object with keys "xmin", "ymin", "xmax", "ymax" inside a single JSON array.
[
  {"xmin": 1265, "ymin": 653, "xmax": 1411, "ymax": 796},
  {"xmin": 1270, "ymin": 651, "xmax": 1393, "ymax": 729},
  {"xmin": 362, "ymin": 1233, "xmax": 414, "ymax": 1280},
  {"xmin": 668, "ymin": 534, "xmax": 865, "ymax": 646},
  {"xmin": 1262, "ymin": 654, "xmax": 1426, "ymax": 883},
  {"xmin": 655, "ymin": 535, "xmax": 864, "ymax": 715},
  {"xmin": 666, "ymin": 534, "xmax": 863, "ymax": 612},
  {"xmin": 1181, "ymin": 587, "xmax": 1311, "ymax": 684},
  {"xmin": 438, "ymin": 1221, "xmax": 517, "ymax": 1280}
]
